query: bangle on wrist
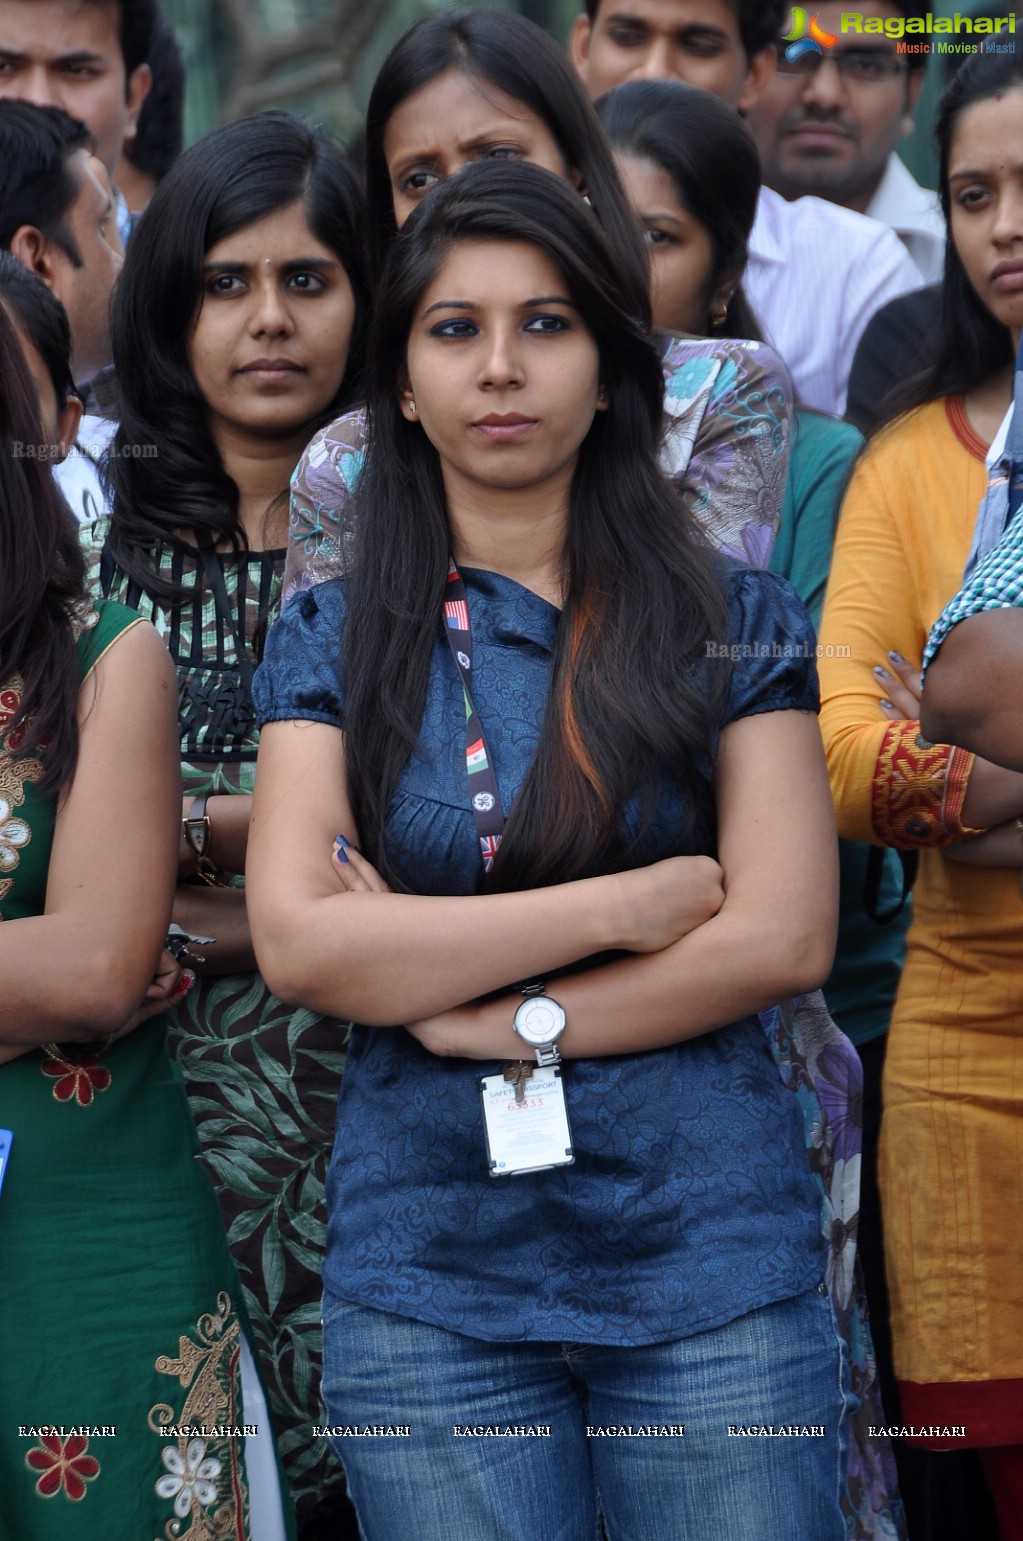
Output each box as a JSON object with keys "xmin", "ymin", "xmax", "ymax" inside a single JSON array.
[{"xmin": 182, "ymin": 793, "xmax": 229, "ymax": 887}]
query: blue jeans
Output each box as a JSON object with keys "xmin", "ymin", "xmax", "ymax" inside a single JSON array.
[{"xmin": 321, "ymin": 1286, "xmax": 850, "ymax": 1541}]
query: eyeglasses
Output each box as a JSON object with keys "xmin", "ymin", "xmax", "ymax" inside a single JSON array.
[{"xmin": 775, "ymin": 48, "xmax": 908, "ymax": 83}]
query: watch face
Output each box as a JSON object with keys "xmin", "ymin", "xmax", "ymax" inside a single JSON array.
[{"xmin": 513, "ymin": 995, "xmax": 566, "ymax": 1048}]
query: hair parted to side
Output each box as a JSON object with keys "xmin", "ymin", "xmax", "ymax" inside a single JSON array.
[
  {"xmin": 877, "ymin": 50, "xmax": 1023, "ymax": 428},
  {"xmin": 0, "ymin": 102, "xmax": 95, "ymax": 267},
  {"xmin": 0, "ymin": 251, "xmax": 76, "ymax": 410},
  {"xmin": 0, "ymin": 302, "xmax": 87, "ymax": 795},
  {"xmin": 597, "ymin": 78, "xmax": 763, "ymax": 340},
  {"xmin": 364, "ymin": 6, "xmax": 649, "ymax": 303},
  {"xmin": 342, "ymin": 160, "xmax": 729, "ymax": 895},
  {"xmin": 580, "ymin": 0, "xmax": 786, "ymax": 61},
  {"xmin": 105, "ymin": 110, "xmax": 369, "ymax": 601}
]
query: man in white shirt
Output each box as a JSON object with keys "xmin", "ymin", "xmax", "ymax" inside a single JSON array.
[
  {"xmin": 569, "ymin": 0, "xmax": 925, "ymax": 413},
  {"xmin": 747, "ymin": 1, "xmax": 944, "ymax": 283}
]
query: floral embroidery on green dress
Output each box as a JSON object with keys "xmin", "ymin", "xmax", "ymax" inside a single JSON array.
[
  {"xmin": 25, "ymin": 1433, "xmax": 101, "ymax": 1501},
  {"xmin": 149, "ymin": 1293, "xmax": 249, "ymax": 1541}
]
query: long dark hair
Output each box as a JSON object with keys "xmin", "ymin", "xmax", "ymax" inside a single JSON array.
[
  {"xmin": 364, "ymin": 7, "xmax": 649, "ymax": 305},
  {"xmin": 105, "ymin": 111, "xmax": 369, "ymax": 600},
  {"xmin": 0, "ymin": 303, "xmax": 87, "ymax": 795},
  {"xmin": 597, "ymin": 79, "xmax": 764, "ymax": 341},
  {"xmin": 343, "ymin": 161, "xmax": 729, "ymax": 893},
  {"xmin": 880, "ymin": 52, "xmax": 1021, "ymax": 425}
]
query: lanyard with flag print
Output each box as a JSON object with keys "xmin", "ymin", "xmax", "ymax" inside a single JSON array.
[
  {"xmin": 442, "ymin": 561, "xmax": 507, "ymax": 874},
  {"xmin": 444, "ymin": 561, "xmax": 576, "ymax": 1177}
]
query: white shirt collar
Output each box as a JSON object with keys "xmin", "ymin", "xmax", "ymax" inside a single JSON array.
[{"xmin": 866, "ymin": 155, "xmax": 945, "ymax": 280}]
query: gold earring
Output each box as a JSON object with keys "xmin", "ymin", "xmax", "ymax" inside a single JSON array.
[{"xmin": 712, "ymin": 294, "xmax": 732, "ymax": 330}]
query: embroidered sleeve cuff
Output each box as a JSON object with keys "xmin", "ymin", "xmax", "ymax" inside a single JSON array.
[{"xmin": 870, "ymin": 723, "xmax": 983, "ymax": 848}]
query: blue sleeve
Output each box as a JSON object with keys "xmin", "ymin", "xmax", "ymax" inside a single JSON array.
[
  {"xmin": 720, "ymin": 566, "xmax": 821, "ymax": 727},
  {"xmin": 252, "ymin": 579, "xmax": 348, "ymax": 728}
]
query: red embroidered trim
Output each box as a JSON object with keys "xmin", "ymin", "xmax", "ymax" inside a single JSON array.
[
  {"xmin": 0, "ymin": 683, "xmax": 28, "ymax": 752},
  {"xmin": 941, "ymin": 744, "xmax": 986, "ymax": 838},
  {"xmin": 40, "ymin": 1049, "xmax": 111, "ymax": 1105},
  {"xmin": 25, "ymin": 1434, "xmax": 100, "ymax": 1500},
  {"xmin": 870, "ymin": 722, "xmax": 959, "ymax": 848}
]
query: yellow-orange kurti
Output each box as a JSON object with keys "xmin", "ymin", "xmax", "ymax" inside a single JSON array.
[{"xmin": 819, "ymin": 397, "xmax": 1023, "ymax": 1448}]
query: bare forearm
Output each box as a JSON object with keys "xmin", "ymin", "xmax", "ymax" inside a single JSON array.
[
  {"xmin": 420, "ymin": 902, "xmax": 834, "ymax": 1060},
  {"xmin": 959, "ymin": 756, "xmax": 1023, "ymax": 830},
  {"xmin": 943, "ymin": 819, "xmax": 1023, "ymax": 866},
  {"xmin": 0, "ymin": 914, "xmax": 161, "ymax": 1045},
  {"xmin": 254, "ymin": 879, "xmax": 621, "ymax": 1024},
  {"xmin": 173, "ymin": 884, "xmax": 256, "ymax": 974}
]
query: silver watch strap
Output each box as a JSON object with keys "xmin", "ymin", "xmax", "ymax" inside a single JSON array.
[{"xmin": 535, "ymin": 1042, "xmax": 561, "ymax": 1069}]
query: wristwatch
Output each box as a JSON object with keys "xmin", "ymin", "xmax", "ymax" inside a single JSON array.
[
  {"xmin": 182, "ymin": 793, "xmax": 227, "ymax": 887},
  {"xmin": 512, "ymin": 981, "xmax": 566, "ymax": 1068},
  {"xmin": 182, "ymin": 793, "xmax": 213, "ymax": 863}
]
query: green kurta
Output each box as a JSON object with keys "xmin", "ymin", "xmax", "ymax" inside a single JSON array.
[{"xmin": 0, "ymin": 601, "xmax": 281, "ymax": 1540}]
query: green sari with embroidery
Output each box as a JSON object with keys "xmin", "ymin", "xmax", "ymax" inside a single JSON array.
[{"xmin": 0, "ymin": 602, "xmax": 292, "ymax": 1541}]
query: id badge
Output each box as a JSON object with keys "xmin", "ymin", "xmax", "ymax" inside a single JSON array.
[
  {"xmin": 0, "ymin": 1129, "xmax": 11, "ymax": 1200},
  {"xmin": 479, "ymin": 1067, "xmax": 574, "ymax": 1177}
]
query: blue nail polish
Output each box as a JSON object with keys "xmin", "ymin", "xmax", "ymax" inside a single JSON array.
[
  {"xmin": 337, "ymin": 847, "xmax": 349, "ymax": 864},
  {"xmin": 874, "ymin": 665, "xmax": 891, "ymax": 680},
  {"xmin": 879, "ymin": 699, "xmax": 893, "ymax": 710},
  {"xmin": 888, "ymin": 650, "xmax": 905, "ymax": 666},
  {"xmin": 334, "ymin": 834, "xmax": 348, "ymax": 847}
]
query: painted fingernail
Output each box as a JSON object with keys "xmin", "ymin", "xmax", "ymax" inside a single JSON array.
[
  {"xmin": 174, "ymin": 970, "xmax": 196, "ymax": 996},
  {"xmin": 337, "ymin": 848, "xmax": 349, "ymax": 864},
  {"xmin": 888, "ymin": 650, "xmax": 906, "ymax": 665},
  {"xmin": 879, "ymin": 699, "xmax": 894, "ymax": 711},
  {"xmin": 334, "ymin": 834, "xmax": 349, "ymax": 847},
  {"xmin": 873, "ymin": 665, "xmax": 891, "ymax": 681}
]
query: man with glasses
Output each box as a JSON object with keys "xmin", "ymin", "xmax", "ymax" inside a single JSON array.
[
  {"xmin": 570, "ymin": 0, "xmax": 924, "ymax": 412},
  {"xmin": 748, "ymin": 2, "xmax": 942, "ymax": 280}
]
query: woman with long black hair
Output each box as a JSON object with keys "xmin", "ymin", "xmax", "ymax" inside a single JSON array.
[
  {"xmin": 248, "ymin": 160, "xmax": 848, "ymax": 1541},
  {"xmin": 81, "ymin": 109, "xmax": 367, "ymax": 1526}
]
